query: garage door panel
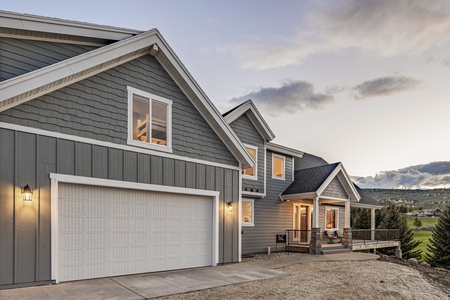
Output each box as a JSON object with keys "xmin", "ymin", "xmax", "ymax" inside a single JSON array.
[{"xmin": 58, "ymin": 183, "xmax": 214, "ymax": 282}]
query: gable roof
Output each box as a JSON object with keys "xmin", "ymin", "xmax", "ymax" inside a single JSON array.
[
  {"xmin": 0, "ymin": 11, "xmax": 254, "ymax": 168},
  {"xmin": 223, "ymin": 100, "xmax": 276, "ymax": 141},
  {"xmin": 280, "ymin": 162, "xmax": 360, "ymax": 202},
  {"xmin": 352, "ymin": 185, "xmax": 382, "ymax": 208}
]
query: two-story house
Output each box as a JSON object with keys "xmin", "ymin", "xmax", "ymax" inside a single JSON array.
[{"xmin": 0, "ymin": 11, "xmax": 381, "ymax": 290}]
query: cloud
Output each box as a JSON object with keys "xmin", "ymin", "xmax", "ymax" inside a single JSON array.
[
  {"xmin": 220, "ymin": 0, "xmax": 450, "ymax": 69},
  {"xmin": 229, "ymin": 80, "xmax": 334, "ymax": 116},
  {"xmin": 352, "ymin": 161, "xmax": 450, "ymax": 189},
  {"xmin": 353, "ymin": 76, "xmax": 421, "ymax": 100}
]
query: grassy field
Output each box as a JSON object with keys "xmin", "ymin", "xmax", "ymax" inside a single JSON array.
[
  {"xmin": 413, "ymin": 230, "xmax": 433, "ymax": 262},
  {"xmin": 406, "ymin": 216, "xmax": 439, "ymax": 227}
]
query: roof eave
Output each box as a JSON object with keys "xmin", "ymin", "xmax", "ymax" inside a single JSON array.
[
  {"xmin": 266, "ymin": 142, "xmax": 304, "ymax": 157},
  {"xmin": 0, "ymin": 10, "xmax": 141, "ymax": 40}
]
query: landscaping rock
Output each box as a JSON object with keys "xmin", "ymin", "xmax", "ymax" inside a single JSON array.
[
  {"xmin": 408, "ymin": 258, "xmax": 419, "ymax": 264},
  {"xmin": 420, "ymin": 262, "xmax": 431, "ymax": 267}
]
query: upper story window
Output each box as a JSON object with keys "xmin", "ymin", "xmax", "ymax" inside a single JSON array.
[
  {"xmin": 127, "ymin": 86, "xmax": 172, "ymax": 152},
  {"xmin": 242, "ymin": 145, "xmax": 257, "ymax": 180},
  {"xmin": 272, "ymin": 153, "xmax": 285, "ymax": 180}
]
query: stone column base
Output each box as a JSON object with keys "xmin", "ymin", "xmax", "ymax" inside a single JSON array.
[
  {"xmin": 342, "ymin": 228, "xmax": 352, "ymax": 248},
  {"xmin": 309, "ymin": 228, "xmax": 322, "ymax": 254},
  {"xmin": 395, "ymin": 247, "xmax": 402, "ymax": 258}
]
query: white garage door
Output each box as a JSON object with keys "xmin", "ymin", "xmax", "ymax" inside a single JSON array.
[{"xmin": 58, "ymin": 183, "xmax": 214, "ymax": 282}]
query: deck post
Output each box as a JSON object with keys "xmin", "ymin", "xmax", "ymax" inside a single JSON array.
[
  {"xmin": 371, "ymin": 208, "xmax": 375, "ymax": 241},
  {"xmin": 309, "ymin": 228, "xmax": 322, "ymax": 254},
  {"xmin": 310, "ymin": 196, "xmax": 322, "ymax": 254}
]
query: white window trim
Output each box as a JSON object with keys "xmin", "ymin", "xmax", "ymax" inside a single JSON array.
[
  {"xmin": 241, "ymin": 198, "xmax": 255, "ymax": 227},
  {"xmin": 127, "ymin": 86, "xmax": 173, "ymax": 153},
  {"xmin": 242, "ymin": 144, "xmax": 258, "ymax": 180},
  {"xmin": 324, "ymin": 206, "xmax": 340, "ymax": 231},
  {"xmin": 271, "ymin": 153, "xmax": 286, "ymax": 180}
]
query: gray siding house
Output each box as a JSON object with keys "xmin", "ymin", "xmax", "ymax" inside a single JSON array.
[
  {"xmin": 0, "ymin": 11, "xmax": 381, "ymax": 290},
  {"xmin": 0, "ymin": 11, "xmax": 254, "ymax": 288}
]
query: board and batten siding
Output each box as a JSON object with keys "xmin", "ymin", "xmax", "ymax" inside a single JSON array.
[
  {"xmin": 242, "ymin": 151, "xmax": 293, "ymax": 254},
  {"xmin": 0, "ymin": 54, "xmax": 238, "ymax": 167},
  {"xmin": 0, "ymin": 37, "xmax": 99, "ymax": 82},
  {"xmin": 229, "ymin": 114, "xmax": 265, "ymax": 194},
  {"xmin": 0, "ymin": 128, "xmax": 240, "ymax": 288}
]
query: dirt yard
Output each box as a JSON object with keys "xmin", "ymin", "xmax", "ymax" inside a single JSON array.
[{"xmin": 161, "ymin": 255, "xmax": 450, "ymax": 300}]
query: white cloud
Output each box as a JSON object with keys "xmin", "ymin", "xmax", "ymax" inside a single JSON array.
[{"xmin": 220, "ymin": 0, "xmax": 450, "ymax": 69}]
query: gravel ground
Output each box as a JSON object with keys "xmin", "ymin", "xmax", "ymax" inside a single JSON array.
[{"xmin": 160, "ymin": 254, "xmax": 450, "ymax": 300}]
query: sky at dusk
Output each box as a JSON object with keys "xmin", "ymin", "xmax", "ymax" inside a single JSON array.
[{"xmin": 2, "ymin": 0, "xmax": 450, "ymax": 179}]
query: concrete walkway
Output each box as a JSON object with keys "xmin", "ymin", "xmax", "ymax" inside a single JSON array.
[{"xmin": 0, "ymin": 252, "xmax": 378, "ymax": 299}]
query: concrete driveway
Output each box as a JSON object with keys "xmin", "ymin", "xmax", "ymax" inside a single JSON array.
[{"xmin": 0, "ymin": 252, "xmax": 378, "ymax": 300}]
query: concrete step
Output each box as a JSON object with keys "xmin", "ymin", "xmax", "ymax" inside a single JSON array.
[{"xmin": 322, "ymin": 247, "xmax": 351, "ymax": 255}]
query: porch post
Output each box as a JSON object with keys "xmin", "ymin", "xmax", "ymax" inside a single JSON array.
[
  {"xmin": 310, "ymin": 196, "xmax": 322, "ymax": 254},
  {"xmin": 342, "ymin": 201, "xmax": 352, "ymax": 248},
  {"xmin": 371, "ymin": 208, "xmax": 375, "ymax": 241}
]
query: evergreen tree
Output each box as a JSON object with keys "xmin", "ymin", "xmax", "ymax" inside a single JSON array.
[
  {"xmin": 352, "ymin": 208, "xmax": 371, "ymax": 229},
  {"xmin": 377, "ymin": 204, "xmax": 422, "ymax": 259},
  {"xmin": 425, "ymin": 203, "xmax": 450, "ymax": 268},
  {"xmin": 413, "ymin": 216, "xmax": 422, "ymax": 227}
]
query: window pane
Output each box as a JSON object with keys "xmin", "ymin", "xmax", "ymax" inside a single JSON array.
[
  {"xmin": 326, "ymin": 209, "xmax": 337, "ymax": 229},
  {"xmin": 242, "ymin": 201, "xmax": 252, "ymax": 223},
  {"xmin": 151, "ymin": 100, "xmax": 167, "ymax": 145},
  {"xmin": 242, "ymin": 147, "xmax": 256, "ymax": 176},
  {"xmin": 273, "ymin": 156, "xmax": 284, "ymax": 178},
  {"xmin": 132, "ymin": 95, "xmax": 150, "ymax": 142}
]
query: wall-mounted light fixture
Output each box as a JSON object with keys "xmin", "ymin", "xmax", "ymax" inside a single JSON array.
[
  {"xmin": 226, "ymin": 201, "xmax": 233, "ymax": 212},
  {"xmin": 22, "ymin": 184, "xmax": 33, "ymax": 201}
]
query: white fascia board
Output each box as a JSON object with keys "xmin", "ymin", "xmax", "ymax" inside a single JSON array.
[
  {"xmin": 0, "ymin": 10, "xmax": 141, "ymax": 40},
  {"xmin": 0, "ymin": 29, "xmax": 158, "ymax": 108},
  {"xmin": 280, "ymin": 192, "xmax": 317, "ymax": 201},
  {"xmin": 224, "ymin": 100, "xmax": 276, "ymax": 141},
  {"xmin": 266, "ymin": 142, "xmax": 304, "ymax": 157},
  {"xmin": 316, "ymin": 163, "xmax": 361, "ymax": 202},
  {"xmin": 153, "ymin": 33, "xmax": 254, "ymax": 169}
]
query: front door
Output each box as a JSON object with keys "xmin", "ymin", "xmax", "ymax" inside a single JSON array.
[{"xmin": 293, "ymin": 204, "xmax": 311, "ymax": 243}]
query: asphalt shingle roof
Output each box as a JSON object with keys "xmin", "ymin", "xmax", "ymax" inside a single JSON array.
[
  {"xmin": 354, "ymin": 185, "xmax": 380, "ymax": 206},
  {"xmin": 282, "ymin": 163, "xmax": 340, "ymax": 195}
]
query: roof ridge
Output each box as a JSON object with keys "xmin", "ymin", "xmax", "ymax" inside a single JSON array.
[{"xmin": 294, "ymin": 162, "xmax": 340, "ymax": 173}]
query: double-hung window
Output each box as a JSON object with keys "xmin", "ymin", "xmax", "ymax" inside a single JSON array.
[
  {"xmin": 242, "ymin": 145, "xmax": 257, "ymax": 180},
  {"xmin": 128, "ymin": 86, "xmax": 172, "ymax": 152}
]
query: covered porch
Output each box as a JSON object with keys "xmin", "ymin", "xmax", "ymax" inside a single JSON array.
[{"xmin": 280, "ymin": 163, "xmax": 401, "ymax": 256}]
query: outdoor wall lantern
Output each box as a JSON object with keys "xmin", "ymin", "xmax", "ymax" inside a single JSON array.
[
  {"xmin": 22, "ymin": 184, "xmax": 33, "ymax": 201},
  {"xmin": 226, "ymin": 201, "xmax": 233, "ymax": 212}
]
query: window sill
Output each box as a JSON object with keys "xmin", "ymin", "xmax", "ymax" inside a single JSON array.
[
  {"xmin": 242, "ymin": 175, "xmax": 258, "ymax": 181},
  {"xmin": 127, "ymin": 138, "xmax": 173, "ymax": 153},
  {"xmin": 242, "ymin": 223, "xmax": 254, "ymax": 227},
  {"xmin": 271, "ymin": 176, "xmax": 285, "ymax": 181}
]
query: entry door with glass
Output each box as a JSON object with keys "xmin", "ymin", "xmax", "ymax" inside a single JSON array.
[{"xmin": 293, "ymin": 204, "xmax": 312, "ymax": 243}]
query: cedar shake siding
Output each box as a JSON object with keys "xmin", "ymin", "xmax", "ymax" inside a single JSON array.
[
  {"xmin": 0, "ymin": 38, "xmax": 99, "ymax": 82},
  {"xmin": 0, "ymin": 54, "xmax": 238, "ymax": 167},
  {"xmin": 229, "ymin": 114, "xmax": 265, "ymax": 193},
  {"xmin": 242, "ymin": 151, "xmax": 293, "ymax": 254},
  {"xmin": 322, "ymin": 177, "xmax": 348, "ymax": 199}
]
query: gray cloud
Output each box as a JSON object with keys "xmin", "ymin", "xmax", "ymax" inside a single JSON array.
[
  {"xmin": 229, "ymin": 80, "xmax": 334, "ymax": 116},
  {"xmin": 220, "ymin": 0, "xmax": 450, "ymax": 69},
  {"xmin": 353, "ymin": 76, "xmax": 421, "ymax": 100},
  {"xmin": 352, "ymin": 161, "xmax": 450, "ymax": 189}
]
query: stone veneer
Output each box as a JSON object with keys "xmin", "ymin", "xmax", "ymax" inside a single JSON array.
[
  {"xmin": 309, "ymin": 228, "xmax": 322, "ymax": 254},
  {"xmin": 342, "ymin": 228, "xmax": 352, "ymax": 248}
]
